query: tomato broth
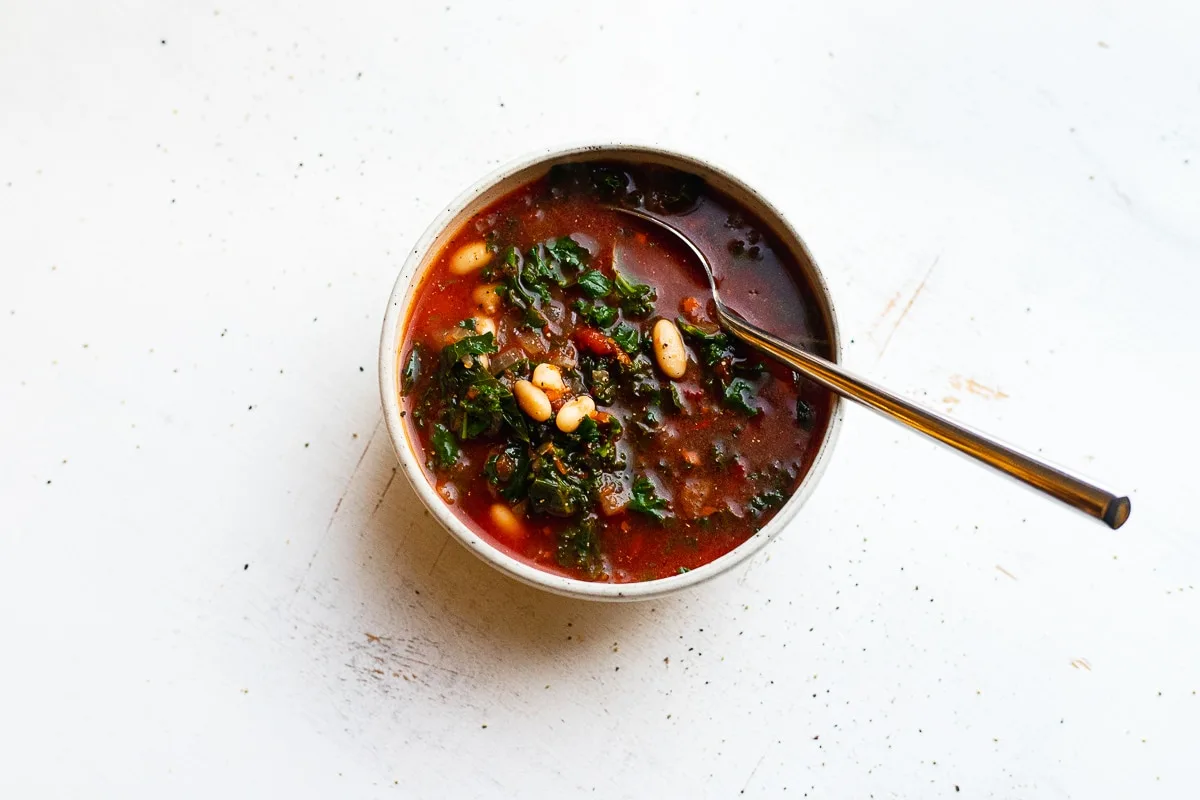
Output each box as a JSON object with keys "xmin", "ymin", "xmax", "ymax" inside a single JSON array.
[{"xmin": 399, "ymin": 161, "xmax": 834, "ymax": 582}]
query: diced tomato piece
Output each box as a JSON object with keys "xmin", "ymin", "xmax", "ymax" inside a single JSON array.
[{"xmin": 572, "ymin": 326, "xmax": 632, "ymax": 367}]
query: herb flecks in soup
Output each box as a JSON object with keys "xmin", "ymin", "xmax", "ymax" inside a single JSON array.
[{"xmin": 400, "ymin": 162, "xmax": 833, "ymax": 583}]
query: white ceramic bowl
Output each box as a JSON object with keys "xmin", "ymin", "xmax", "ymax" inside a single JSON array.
[{"xmin": 379, "ymin": 144, "xmax": 844, "ymax": 601}]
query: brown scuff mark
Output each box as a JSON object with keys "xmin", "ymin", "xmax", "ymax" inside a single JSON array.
[
  {"xmin": 995, "ymin": 565, "xmax": 1017, "ymax": 580},
  {"xmin": 949, "ymin": 374, "xmax": 1009, "ymax": 400},
  {"xmin": 878, "ymin": 255, "xmax": 939, "ymax": 359},
  {"xmin": 877, "ymin": 292, "xmax": 900, "ymax": 322},
  {"xmin": 1070, "ymin": 658, "xmax": 1092, "ymax": 671},
  {"xmin": 365, "ymin": 632, "xmax": 384, "ymax": 643}
]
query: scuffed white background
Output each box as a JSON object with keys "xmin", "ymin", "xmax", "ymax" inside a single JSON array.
[{"xmin": 1, "ymin": 1, "xmax": 1197, "ymax": 796}]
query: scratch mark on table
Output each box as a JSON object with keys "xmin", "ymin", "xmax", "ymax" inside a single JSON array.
[
  {"xmin": 741, "ymin": 750, "xmax": 768, "ymax": 795},
  {"xmin": 1070, "ymin": 658, "xmax": 1092, "ymax": 671},
  {"xmin": 1109, "ymin": 180, "xmax": 1132, "ymax": 206},
  {"xmin": 878, "ymin": 255, "xmax": 939, "ymax": 360},
  {"xmin": 291, "ymin": 416, "xmax": 384, "ymax": 601},
  {"xmin": 995, "ymin": 565, "xmax": 1018, "ymax": 580},
  {"xmin": 428, "ymin": 537, "xmax": 451, "ymax": 576},
  {"xmin": 370, "ymin": 467, "xmax": 398, "ymax": 519}
]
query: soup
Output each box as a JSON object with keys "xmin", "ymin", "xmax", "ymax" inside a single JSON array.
[{"xmin": 398, "ymin": 161, "xmax": 834, "ymax": 583}]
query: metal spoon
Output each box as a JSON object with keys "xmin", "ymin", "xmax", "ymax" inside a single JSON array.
[{"xmin": 610, "ymin": 205, "xmax": 1131, "ymax": 529}]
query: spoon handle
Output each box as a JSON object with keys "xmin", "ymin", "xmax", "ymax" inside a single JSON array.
[{"xmin": 719, "ymin": 309, "xmax": 1131, "ymax": 529}]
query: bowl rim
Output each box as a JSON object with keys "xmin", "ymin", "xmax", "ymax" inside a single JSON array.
[{"xmin": 378, "ymin": 142, "xmax": 845, "ymax": 601}]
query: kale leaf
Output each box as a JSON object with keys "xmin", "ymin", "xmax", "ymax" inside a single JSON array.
[
  {"xmin": 722, "ymin": 378, "xmax": 760, "ymax": 416},
  {"xmin": 484, "ymin": 441, "xmax": 532, "ymax": 502},
  {"xmin": 613, "ymin": 269, "xmax": 657, "ymax": 317},
  {"xmin": 677, "ymin": 318, "xmax": 760, "ymax": 416},
  {"xmin": 576, "ymin": 269, "xmax": 612, "ymax": 298},
  {"xmin": 576, "ymin": 414, "xmax": 625, "ymax": 471},
  {"xmin": 572, "ymin": 299, "xmax": 619, "ymax": 328},
  {"xmin": 526, "ymin": 445, "xmax": 591, "ymax": 517},
  {"xmin": 585, "ymin": 366, "xmax": 616, "ymax": 405},
  {"xmin": 796, "ymin": 398, "xmax": 816, "ymax": 430},
  {"xmin": 436, "ymin": 332, "xmax": 529, "ymax": 442},
  {"xmin": 556, "ymin": 517, "xmax": 604, "ymax": 579},
  {"xmin": 676, "ymin": 318, "xmax": 731, "ymax": 367},
  {"xmin": 611, "ymin": 324, "xmax": 640, "ymax": 354},
  {"xmin": 431, "ymin": 423, "xmax": 459, "ymax": 469},
  {"xmin": 493, "ymin": 247, "xmax": 549, "ymax": 327},
  {"xmin": 401, "ymin": 347, "xmax": 422, "ymax": 395},
  {"xmin": 747, "ymin": 487, "xmax": 786, "ymax": 517},
  {"xmin": 547, "ymin": 236, "xmax": 590, "ymax": 273},
  {"xmin": 628, "ymin": 475, "xmax": 669, "ymax": 521},
  {"xmin": 441, "ymin": 332, "xmax": 496, "ymax": 365}
]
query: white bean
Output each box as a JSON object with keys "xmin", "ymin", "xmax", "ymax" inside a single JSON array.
[
  {"xmin": 489, "ymin": 503, "xmax": 525, "ymax": 541},
  {"xmin": 514, "ymin": 380, "xmax": 552, "ymax": 422},
  {"xmin": 472, "ymin": 283, "xmax": 502, "ymax": 315},
  {"xmin": 531, "ymin": 362, "xmax": 566, "ymax": 392},
  {"xmin": 555, "ymin": 395, "xmax": 596, "ymax": 433},
  {"xmin": 449, "ymin": 241, "xmax": 493, "ymax": 275},
  {"xmin": 652, "ymin": 318, "xmax": 687, "ymax": 379},
  {"xmin": 475, "ymin": 317, "xmax": 496, "ymax": 338}
]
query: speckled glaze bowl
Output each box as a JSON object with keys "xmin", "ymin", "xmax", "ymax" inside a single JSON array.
[{"xmin": 379, "ymin": 144, "xmax": 844, "ymax": 601}]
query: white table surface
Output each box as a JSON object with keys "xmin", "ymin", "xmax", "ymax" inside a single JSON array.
[{"xmin": 3, "ymin": 1, "xmax": 1197, "ymax": 797}]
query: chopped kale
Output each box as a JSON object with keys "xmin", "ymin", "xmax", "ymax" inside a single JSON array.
[
  {"xmin": 484, "ymin": 441, "xmax": 532, "ymax": 501},
  {"xmin": 572, "ymin": 299, "xmax": 619, "ymax": 328},
  {"xmin": 722, "ymin": 378, "xmax": 760, "ymax": 416},
  {"xmin": 629, "ymin": 475, "xmax": 669, "ymax": 521},
  {"xmin": 547, "ymin": 236, "xmax": 590, "ymax": 273},
  {"xmin": 643, "ymin": 169, "xmax": 704, "ymax": 214},
  {"xmin": 613, "ymin": 269, "xmax": 656, "ymax": 317},
  {"xmin": 556, "ymin": 517, "xmax": 604, "ymax": 579},
  {"xmin": 576, "ymin": 269, "xmax": 612, "ymax": 298},
  {"xmin": 576, "ymin": 414, "xmax": 625, "ymax": 471},
  {"xmin": 677, "ymin": 318, "xmax": 760, "ymax": 415},
  {"xmin": 611, "ymin": 324, "xmax": 640, "ymax": 354},
  {"xmin": 796, "ymin": 398, "xmax": 816, "ymax": 430},
  {"xmin": 586, "ymin": 366, "xmax": 616, "ymax": 405},
  {"xmin": 624, "ymin": 354, "xmax": 662, "ymax": 401},
  {"xmin": 401, "ymin": 347, "xmax": 422, "ymax": 395},
  {"xmin": 430, "ymin": 423, "xmax": 459, "ymax": 469},
  {"xmin": 436, "ymin": 331, "xmax": 529, "ymax": 443},
  {"xmin": 457, "ymin": 318, "xmax": 478, "ymax": 330},
  {"xmin": 441, "ymin": 332, "xmax": 496, "ymax": 365},
  {"xmin": 747, "ymin": 487, "xmax": 786, "ymax": 517},
  {"xmin": 524, "ymin": 243, "xmax": 568, "ymax": 291},
  {"xmin": 526, "ymin": 444, "xmax": 591, "ymax": 517},
  {"xmin": 677, "ymin": 318, "xmax": 732, "ymax": 368},
  {"xmin": 493, "ymin": 246, "xmax": 549, "ymax": 327},
  {"xmin": 665, "ymin": 383, "xmax": 687, "ymax": 413}
]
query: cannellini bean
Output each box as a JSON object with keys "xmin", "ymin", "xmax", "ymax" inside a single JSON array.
[
  {"xmin": 531, "ymin": 362, "xmax": 566, "ymax": 392},
  {"xmin": 489, "ymin": 503, "xmax": 525, "ymax": 541},
  {"xmin": 555, "ymin": 395, "xmax": 596, "ymax": 433},
  {"xmin": 472, "ymin": 283, "xmax": 503, "ymax": 315},
  {"xmin": 449, "ymin": 241, "xmax": 493, "ymax": 275},
  {"xmin": 475, "ymin": 317, "xmax": 496, "ymax": 338},
  {"xmin": 652, "ymin": 319, "xmax": 687, "ymax": 379},
  {"xmin": 514, "ymin": 379, "xmax": 552, "ymax": 422}
]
